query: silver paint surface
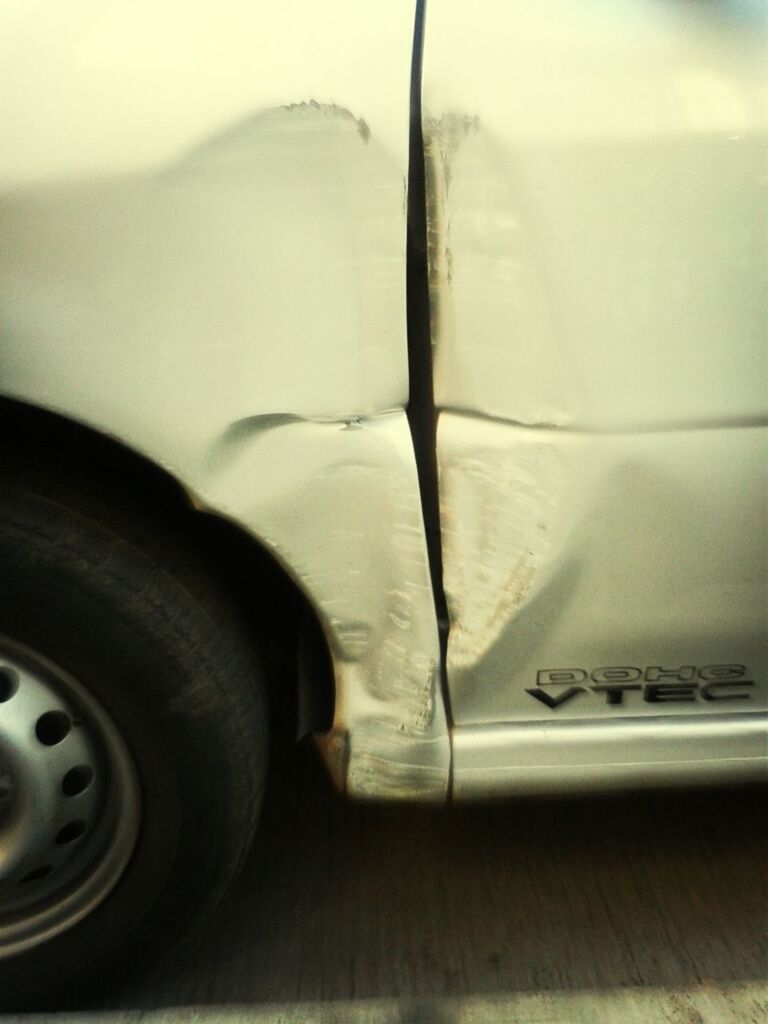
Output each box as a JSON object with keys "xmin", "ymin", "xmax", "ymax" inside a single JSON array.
[
  {"xmin": 2, "ymin": 0, "xmax": 766, "ymax": 799},
  {"xmin": 452, "ymin": 714, "xmax": 767, "ymax": 798},
  {"xmin": 422, "ymin": 0, "xmax": 768, "ymax": 785},
  {"xmin": 0, "ymin": 2, "xmax": 449, "ymax": 801}
]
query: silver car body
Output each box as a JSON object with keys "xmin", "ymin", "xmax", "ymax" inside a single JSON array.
[{"xmin": 1, "ymin": 0, "xmax": 765, "ymax": 800}]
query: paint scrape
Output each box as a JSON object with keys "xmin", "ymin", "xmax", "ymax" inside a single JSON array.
[
  {"xmin": 204, "ymin": 411, "xmax": 450, "ymax": 799},
  {"xmin": 439, "ymin": 433, "xmax": 562, "ymax": 670},
  {"xmin": 423, "ymin": 111, "xmax": 577, "ymax": 425}
]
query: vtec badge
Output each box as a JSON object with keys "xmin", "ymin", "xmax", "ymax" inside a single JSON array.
[{"xmin": 526, "ymin": 665, "xmax": 755, "ymax": 709}]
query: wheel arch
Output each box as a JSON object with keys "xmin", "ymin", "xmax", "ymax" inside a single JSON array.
[{"xmin": 0, "ymin": 395, "xmax": 335, "ymax": 739}]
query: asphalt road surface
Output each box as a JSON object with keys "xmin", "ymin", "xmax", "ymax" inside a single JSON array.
[{"xmin": 28, "ymin": 740, "xmax": 768, "ymax": 1021}]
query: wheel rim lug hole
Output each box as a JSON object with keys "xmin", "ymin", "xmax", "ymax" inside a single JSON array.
[
  {"xmin": 0, "ymin": 667, "xmax": 18, "ymax": 703},
  {"xmin": 35, "ymin": 711, "xmax": 71, "ymax": 746},
  {"xmin": 56, "ymin": 820, "xmax": 87, "ymax": 845},
  {"xmin": 20, "ymin": 865, "xmax": 53, "ymax": 884},
  {"xmin": 62, "ymin": 765, "xmax": 93, "ymax": 796}
]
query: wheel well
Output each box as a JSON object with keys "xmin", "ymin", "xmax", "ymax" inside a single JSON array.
[{"xmin": 0, "ymin": 396, "xmax": 335, "ymax": 737}]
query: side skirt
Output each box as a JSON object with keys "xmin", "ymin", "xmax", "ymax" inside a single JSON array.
[{"xmin": 452, "ymin": 713, "xmax": 768, "ymax": 798}]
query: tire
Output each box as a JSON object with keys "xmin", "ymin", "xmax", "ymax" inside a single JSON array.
[{"xmin": 0, "ymin": 467, "xmax": 268, "ymax": 1010}]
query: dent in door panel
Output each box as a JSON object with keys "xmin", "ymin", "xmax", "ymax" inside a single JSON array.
[{"xmin": 0, "ymin": 101, "xmax": 449, "ymax": 801}]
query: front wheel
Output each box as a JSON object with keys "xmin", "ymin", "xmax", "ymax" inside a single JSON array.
[{"xmin": 0, "ymin": 471, "xmax": 268, "ymax": 1009}]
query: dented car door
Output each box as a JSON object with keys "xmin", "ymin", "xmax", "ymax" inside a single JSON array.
[{"xmin": 422, "ymin": 0, "xmax": 768, "ymax": 793}]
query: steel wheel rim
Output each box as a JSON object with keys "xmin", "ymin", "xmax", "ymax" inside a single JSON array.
[{"xmin": 0, "ymin": 636, "xmax": 140, "ymax": 958}]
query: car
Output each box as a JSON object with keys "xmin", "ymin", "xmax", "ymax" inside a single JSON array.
[{"xmin": 0, "ymin": 0, "xmax": 765, "ymax": 1008}]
